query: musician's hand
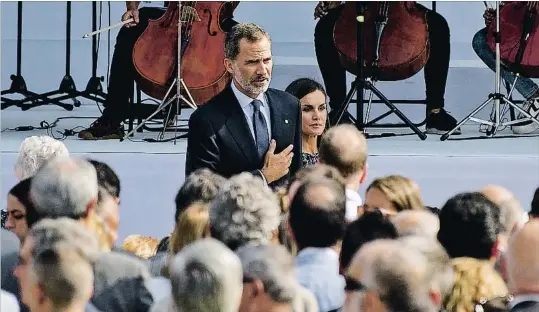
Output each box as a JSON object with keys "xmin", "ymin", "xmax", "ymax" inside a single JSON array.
[
  {"xmin": 122, "ymin": 9, "xmax": 139, "ymax": 28},
  {"xmin": 314, "ymin": 1, "xmax": 341, "ymax": 19},
  {"xmin": 483, "ymin": 8, "xmax": 495, "ymax": 27},
  {"xmin": 261, "ymin": 140, "xmax": 294, "ymax": 184}
]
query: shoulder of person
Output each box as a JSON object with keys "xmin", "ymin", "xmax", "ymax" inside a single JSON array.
[
  {"xmin": 95, "ymin": 251, "xmax": 151, "ymax": 279},
  {"xmin": 267, "ymin": 88, "xmax": 300, "ymax": 105}
]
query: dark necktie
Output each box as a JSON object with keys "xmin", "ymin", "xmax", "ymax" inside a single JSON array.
[{"xmin": 251, "ymin": 99, "xmax": 270, "ymax": 159}]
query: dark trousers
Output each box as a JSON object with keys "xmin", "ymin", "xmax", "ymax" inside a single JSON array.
[
  {"xmin": 102, "ymin": 7, "xmax": 166, "ymax": 124},
  {"xmin": 314, "ymin": 4, "xmax": 451, "ymax": 112}
]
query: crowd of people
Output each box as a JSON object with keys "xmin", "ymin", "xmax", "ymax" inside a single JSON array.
[{"xmin": 1, "ymin": 131, "xmax": 539, "ymax": 312}]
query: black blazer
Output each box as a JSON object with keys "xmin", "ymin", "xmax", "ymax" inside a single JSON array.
[{"xmin": 185, "ymin": 84, "xmax": 302, "ymax": 188}]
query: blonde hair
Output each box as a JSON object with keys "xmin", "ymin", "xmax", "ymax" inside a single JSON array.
[
  {"xmin": 367, "ymin": 175, "xmax": 424, "ymax": 212},
  {"xmin": 169, "ymin": 202, "xmax": 211, "ymax": 255},
  {"xmin": 121, "ymin": 234, "xmax": 160, "ymax": 259},
  {"xmin": 444, "ymin": 257, "xmax": 508, "ymax": 312},
  {"xmin": 163, "ymin": 203, "xmax": 211, "ymax": 277}
]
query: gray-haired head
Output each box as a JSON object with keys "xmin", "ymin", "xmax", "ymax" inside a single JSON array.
[
  {"xmin": 169, "ymin": 238, "xmax": 243, "ymax": 312},
  {"xmin": 392, "ymin": 210, "xmax": 440, "ymax": 238},
  {"xmin": 28, "ymin": 218, "xmax": 100, "ymax": 264},
  {"xmin": 31, "ymin": 157, "xmax": 98, "ymax": 220},
  {"xmin": 14, "ymin": 136, "xmax": 69, "ymax": 181},
  {"xmin": 348, "ymin": 239, "xmax": 440, "ymax": 312},
  {"xmin": 398, "ymin": 236, "xmax": 455, "ymax": 303},
  {"xmin": 236, "ymin": 243, "xmax": 297, "ymax": 305},
  {"xmin": 27, "ymin": 218, "xmax": 99, "ymax": 310},
  {"xmin": 209, "ymin": 172, "xmax": 281, "ymax": 250},
  {"xmin": 225, "ymin": 22, "xmax": 271, "ymax": 60}
]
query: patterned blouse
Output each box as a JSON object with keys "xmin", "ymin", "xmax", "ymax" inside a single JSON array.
[{"xmin": 302, "ymin": 152, "xmax": 320, "ymax": 168}]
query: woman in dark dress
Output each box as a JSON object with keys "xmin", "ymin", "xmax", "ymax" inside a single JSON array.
[{"xmin": 285, "ymin": 78, "xmax": 328, "ymax": 168}]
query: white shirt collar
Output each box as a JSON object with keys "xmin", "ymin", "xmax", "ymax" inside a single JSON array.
[
  {"xmin": 345, "ymin": 188, "xmax": 363, "ymax": 222},
  {"xmin": 230, "ymin": 80, "xmax": 266, "ymax": 110}
]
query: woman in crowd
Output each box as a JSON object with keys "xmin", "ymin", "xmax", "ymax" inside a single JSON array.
[
  {"xmin": 285, "ymin": 78, "xmax": 328, "ymax": 168},
  {"xmin": 149, "ymin": 202, "xmax": 211, "ymax": 304},
  {"xmin": 363, "ymin": 175, "xmax": 424, "ymax": 215},
  {"xmin": 4, "ymin": 178, "xmax": 39, "ymax": 242}
]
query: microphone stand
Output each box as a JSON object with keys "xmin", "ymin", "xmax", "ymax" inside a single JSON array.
[
  {"xmin": 441, "ymin": 1, "xmax": 539, "ymax": 140},
  {"xmin": 1, "ymin": 2, "xmax": 71, "ymax": 110}
]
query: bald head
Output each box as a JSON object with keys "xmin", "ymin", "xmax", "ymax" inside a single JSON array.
[
  {"xmin": 392, "ymin": 210, "xmax": 440, "ymax": 238},
  {"xmin": 319, "ymin": 125, "xmax": 367, "ymax": 178},
  {"xmin": 289, "ymin": 179, "xmax": 346, "ymax": 249},
  {"xmin": 507, "ymin": 220, "xmax": 539, "ymax": 293},
  {"xmin": 480, "ymin": 185, "xmax": 523, "ymax": 234}
]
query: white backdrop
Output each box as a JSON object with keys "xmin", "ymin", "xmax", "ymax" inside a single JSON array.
[{"xmin": 1, "ymin": 1, "xmax": 489, "ymax": 95}]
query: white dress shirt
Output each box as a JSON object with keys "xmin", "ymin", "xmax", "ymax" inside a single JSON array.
[
  {"xmin": 345, "ymin": 188, "xmax": 363, "ymax": 222},
  {"xmin": 231, "ymin": 81, "xmax": 272, "ymax": 142}
]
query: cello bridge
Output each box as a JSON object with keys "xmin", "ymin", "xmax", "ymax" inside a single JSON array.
[{"xmin": 180, "ymin": 6, "xmax": 201, "ymax": 23}]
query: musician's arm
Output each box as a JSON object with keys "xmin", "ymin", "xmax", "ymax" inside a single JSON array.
[{"xmin": 126, "ymin": 1, "xmax": 140, "ymax": 11}]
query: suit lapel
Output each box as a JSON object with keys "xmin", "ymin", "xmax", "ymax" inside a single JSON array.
[
  {"xmin": 267, "ymin": 90, "xmax": 285, "ymax": 143},
  {"xmin": 224, "ymin": 86, "xmax": 259, "ymax": 162}
]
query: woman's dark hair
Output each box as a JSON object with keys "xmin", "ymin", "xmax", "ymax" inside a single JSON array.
[
  {"xmin": 285, "ymin": 78, "xmax": 326, "ymax": 100},
  {"xmin": 9, "ymin": 177, "xmax": 40, "ymax": 228}
]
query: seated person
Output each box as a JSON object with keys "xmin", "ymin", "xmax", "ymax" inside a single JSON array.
[
  {"xmin": 314, "ymin": 1, "xmax": 459, "ymax": 134},
  {"xmin": 472, "ymin": 4, "xmax": 539, "ymax": 134},
  {"xmin": 285, "ymin": 78, "xmax": 328, "ymax": 168},
  {"xmin": 78, "ymin": 1, "xmax": 239, "ymax": 140}
]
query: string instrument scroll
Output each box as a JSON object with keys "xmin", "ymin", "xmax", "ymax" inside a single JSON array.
[
  {"xmin": 333, "ymin": 1, "xmax": 430, "ymax": 81},
  {"xmin": 487, "ymin": 1, "xmax": 539, "ymax": 77},
  {"xmin": 132, "ymin": 1, "xmax": 240, "ymax": 105}
]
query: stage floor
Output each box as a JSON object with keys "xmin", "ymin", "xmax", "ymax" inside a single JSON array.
[{"xmin": 2, "ymin": 66, "xmax": 539, "ymax": 243}]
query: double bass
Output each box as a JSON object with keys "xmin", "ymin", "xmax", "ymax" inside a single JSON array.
[
  {"xmin": 132, "ymin": 1, "xmax": 240, "ymax": 105},
  {"xmin": 487, "ymin": 1, "xmax": 539, "ymax": 78},
  {"xmin": 333, "ymin": 1, "xmax": 430, "ymax": 81}
]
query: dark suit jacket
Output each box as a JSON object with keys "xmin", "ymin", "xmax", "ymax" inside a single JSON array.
[
  {"xmin": 510, "ymin": 301, "xmax": 539, "ymax": 312},
  {"xmin": 185, "ymin": 85, "xmax": 302, "ymax": 188}
]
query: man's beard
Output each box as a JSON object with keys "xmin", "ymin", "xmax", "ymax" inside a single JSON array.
[{"xmin": 234, "ymin": 71, "xmax": 271, "ymax": 95}]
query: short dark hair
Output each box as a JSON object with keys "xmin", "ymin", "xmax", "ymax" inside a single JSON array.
[
  {"xmin": 285, "ymin": 78, "xmax": 326, "ymax": 100},
  {"xmin": 437, "ymin": 192, "xmax": 501, "ymax": 260},
  {"xmin": 87, "ymin": 159, "xmax": 120, "ymax": 198},
  {"xmin": 289, "ymin": 179, "xmax": 346, "ymax": 249},
  {"xmin": 340, "ymin": 210, "xmax": 398, "ymax": 270},
  {"xmin": 9, "ymin": 177, "xmax": 40, "ymax": 228},
  {"xmin": 225, "ymin": 23, "xmax": 270, "ymax": 60},
  {"xmin": 175, "ymin": 169, "xmax": 226, "ymax": 222},
  {"xmin": 530, "ymin": 187, "xmax": 539, "ymax": 216}
]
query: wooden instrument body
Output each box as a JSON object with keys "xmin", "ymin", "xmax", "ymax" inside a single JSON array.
[
  {"xmin": 487, "ymin": 1, "xmax": 539, "ymax": 78},
  {"xmin": 132, "ymin": 1, "xmax": 239, "ymax": 105},
  {"xmin": 333, "ymin": 1, "xmax": 430, "ymax": 81}
]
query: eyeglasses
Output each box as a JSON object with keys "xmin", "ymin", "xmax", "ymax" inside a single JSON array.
[{"xmin": 474, "ymin": 294, "xmax": 513, "ymax": 312}]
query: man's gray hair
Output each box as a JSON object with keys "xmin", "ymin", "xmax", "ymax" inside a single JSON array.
[
  {"xmin": 28, "ymin": 218, "xmax": 99, "ymax": 309},
  {"xmin": 225, "ymin": 22, "xmax": 271, "ymax": 60},
  {"xmin": 392, "ymin": 210, "xmax": 440, "ymax": 238},
  {"xmin": 497, "ymin": 197, "xmax": 524, "ymax": 234},
  {"xmin": 14, "ymin": 136, "xmax": 69, "ymax": 180},
  {"xmin": 169, "ymin": 238, "xmax": 243, "ymax": 312},
  {"xmin": 31, "ymin": 157, "xmax": 98, "ymax": 220},
  {"xmin": 209, "ymin": 172, "xmax": 281, "ymax": 250},
  {"xmin": 398, "ymin": 236, "xmax": 455, "ymax": 302},
  {"xmin": 360, "ymin": 240, "xmax": 439, "ymax": 312},
  {"xmin": 236, "ymin": 243, "xmax": 297, "ymax": 304}
]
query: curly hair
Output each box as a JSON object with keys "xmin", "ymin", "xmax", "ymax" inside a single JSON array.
[
  {"xmin": 443, "ymin": 257, "xmax": 508, "ymax": 312},
  {"xmin": 209, "ymin": 173, "xmax": 281, "ymax": 250}
]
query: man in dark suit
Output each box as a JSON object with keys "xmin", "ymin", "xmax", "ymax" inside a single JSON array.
[{"xmin": 185, "ymin": 23, "xmax": 302, "ymax": 188}]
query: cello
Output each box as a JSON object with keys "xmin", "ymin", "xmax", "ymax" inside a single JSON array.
[
  {"xmin": 132, "ymin": 1, "xmax": 240, "ymax": 105},
  {"xmin": 487, "ymin": 1, "xmax": 539, "ymax": 78},
  {"xmin": 333, "ymin": 2, "xmax": 430, "ymax": 81}
]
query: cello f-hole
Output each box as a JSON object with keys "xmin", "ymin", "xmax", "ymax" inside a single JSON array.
[{"xmin": 204, "ymin": 8, "xmax": 218, "ymax": 36}]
